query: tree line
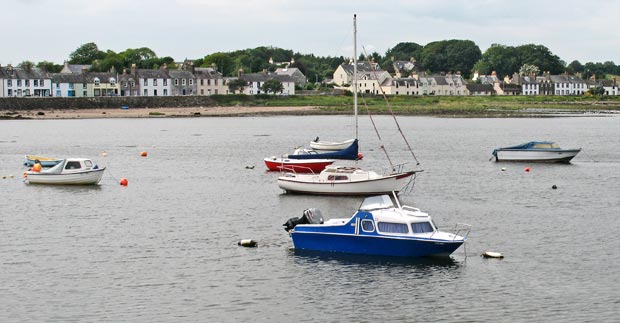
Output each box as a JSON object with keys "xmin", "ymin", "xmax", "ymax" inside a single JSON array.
[{"xmin": 15, "ymin": 40, "xmax": 620, "ymax": 88}]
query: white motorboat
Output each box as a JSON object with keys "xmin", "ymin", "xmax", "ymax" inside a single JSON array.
[
  {"xmin": 25, "ymin": 158, "xmax": 106, "ymax": 185},
  {"xmin": 492, "ymin": 141, "xmax": 581, "ymax": 163},
  {"xmin": 278, "ymin": 165, "xmax": 417, "ymax": 196}
]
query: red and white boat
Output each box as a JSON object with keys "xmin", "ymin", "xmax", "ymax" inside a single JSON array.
[{"xmin": 264, "ymin": 156, "xmax": 335, "ymax": 173}]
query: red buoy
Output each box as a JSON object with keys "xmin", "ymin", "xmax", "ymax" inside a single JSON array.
[
  {"xmin": 120, "ymin": 178, "xmax": 128, "ymax": 186},
  {"xmin": 525, "ymin": 166, "xmax": 531, "ymax": 172},
  {"xmin": 140, "ymin": 151, "xmax": 148, "ymax": 157},
  {"xmin": 357, "ymin": 153, "xmax": 364, "ymax": 160}
]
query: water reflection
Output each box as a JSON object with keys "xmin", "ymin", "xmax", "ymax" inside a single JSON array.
[{"xmin": 289, "ymin": 248, "xmax": 460, "ymax": 269}]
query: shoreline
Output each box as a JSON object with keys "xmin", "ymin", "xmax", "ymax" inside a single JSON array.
[
  {"xmin": 2, "ymin": 105, "xmax": 618, "ymax": 119},
  {"xmin": 0, "ymin": 106, "xmax": 323, "ymax": 119}
]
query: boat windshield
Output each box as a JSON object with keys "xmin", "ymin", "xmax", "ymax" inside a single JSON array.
[
  {"xmin": 43, "ymin": 160, "xmax": 66, "ymax": 174},
  {"xmin": 359, "ymin": 195, "xmax": 394, "ymax": 211}
]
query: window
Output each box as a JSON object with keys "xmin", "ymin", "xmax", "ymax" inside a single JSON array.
[
  {"xmin": 361, "ymin": 220, "xmax": 375, "ymax": 232},
  {"xmin": 154, "ymin": 89, "xmax": 158, "ymax": 96},
  {"xmin": 109, "ymin": 78, "xmax": 116, "ymax": 86},
  {"xmin": 94, "ymin": 89, "xmax": 100, "ymax": 96},
  {"xmin": 207, "ymin": 79, "xmax": 211, "ymax": 86},
  {"xmin": 327, "ymin": 175, "xmax": 349, "ymax": 181},
  {"xmin": 153, "ymin": 79, "xmax": 157, "ymax": 86},
  {"xmin": 174, "ymin": 79, "xmax": 178, "ymax": 85},
  {"xmin": 182, "ymin": 79, "xmax": 186, "ymax": 85},
  {"xmin": 130, "ymin": 81, "xmax": 135, "ymax": 87},
  {"xmin": 8, "ymin": 89, "xmax": 12, "ymax": 96},
  {"xmin": 144, "ymin": 79, "xmax": 148, "ymax": 86},
  {"xmin": 25, "ymin": 80, "xmax": 30, "ymax": 86},
  {"xmin": 7, "ymin": 80, "xmax": 11, "ymax": 87},
  {"xmin": 56, "ymin": 83, "xmax": 60, "ymax": 88},
  {"xmin": 163, "ymin": 89, "xmax": 168, "ymax": 96},
  {"xmin": 64, "ymin": 161, "xmax": 81, "ymax": 170},
  {"xmin": 17, "ymin": 80, "xmax": 22, "ymax": 86},
  {"xmin": 69, "ymin": 83, "xmax": 74, "ymax": 89},
  {"xmin": 94, "ymin": 78, "xmax": 100, "ymax": 86},
  {"xmin": 377, "ymin": 222, "xmax": 409, "ymax": 234},
  {"xmin": 411, "ymin": 222, "xmax": 434, "ymax": 233},
  {"xmin": 163, "ymin": 79, "xmax": 167, "ymax": 86},
  {"xmin": 189, "ymin": 79, "xmax": 193, "ymax": 85},
  {"xmin": 200, "ymin": 79, "xmax": 204, "ymax": 85},
  {"xmin": 201, "ymin": 89, "xmax": 204, "ymax": 95},
  {"xmin": 34, "ymin": 80, "xmax": 38, "ymax": 86},
  {"xmin": 143, "ymin": 89, "xmax": 147, "ymax": 96},
  {"xmin": 122, "ymin": 81, "xmax": 127, "ymax": 88}
]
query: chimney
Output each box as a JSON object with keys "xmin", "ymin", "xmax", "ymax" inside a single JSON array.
[
  {"xmin": 161, "ymin": 63, "xmax": 167, "ymax": 70},
  {"xmin": 238, "ymin": 68, "xmax": 244, "ymax": 77},
  {"xmin": 82, "ymin": 66, "xmax": 88, "ymax": 74},
  {"xmin": 131, "ymin": 63, "xmax": 136, "ymax": 75},
  {"xmin": 189, "ymin": 61, "xmax": 195, "ymax": 74}
]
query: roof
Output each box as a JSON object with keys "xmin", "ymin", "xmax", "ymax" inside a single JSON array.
[
  {"xmin": 0, "ymin": 66, "xmax": 51, "ymax": 79},
  {"xmin": 466, "ymin": 83, "xmax": 495, "ymax": 93},
  {"xmin": 168, "ymin": 69, "xmax": 195, "ymax": 78},
  {"xmin": 136, "ymin": 69, "xmax": 170, "ymax": 78},
  {"xmin": 50, "ymin": 73, "xmax": 85, "ymax": 83}
]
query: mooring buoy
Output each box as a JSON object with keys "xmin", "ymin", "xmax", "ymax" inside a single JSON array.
[
  {"xmin": 238, "ymin": 239, "xmax": 258, "ymax": 247},
  {"xmin": 482, "ymin": 251, "xmax": 504, "ymax": 259}
]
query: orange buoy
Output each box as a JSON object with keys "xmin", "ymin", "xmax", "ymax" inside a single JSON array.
[
  {"xmin": 140, "ymin": 151, "xmax": 148, "ymax": 157},
  {"xmin": 23, "ymin": 171, "xmax": 28, "ymax": 178},
  {"xmin": 120, "ymin": 178, "xmax": 128, "ymax": 186},
  {"xmin": 525, "ymin": 166, "xmax": 531, "ymax": 172}
]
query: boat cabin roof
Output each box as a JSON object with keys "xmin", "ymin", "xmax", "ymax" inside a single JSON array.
[{"xmin": 359, "ymin": 194, "xmax": 395, "ymax": 211}]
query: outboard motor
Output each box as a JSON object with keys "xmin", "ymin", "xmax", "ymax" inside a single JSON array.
[{"xmin": 283, "ymin": 208, "xmax": 324, "ymax": 232}]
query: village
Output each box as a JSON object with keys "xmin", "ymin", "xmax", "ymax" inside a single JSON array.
[{"xmin": 1, "ymin": 57, "xmax": 619, "ymax": 99}]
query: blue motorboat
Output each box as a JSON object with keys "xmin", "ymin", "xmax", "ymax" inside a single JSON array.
[
  {"xmin": 491, "ymin": 141, "xmax": 581, "ymax": 163},
  {"xmin": 283, "ymin": 193, "xmax": 471, "ymax": 258}
]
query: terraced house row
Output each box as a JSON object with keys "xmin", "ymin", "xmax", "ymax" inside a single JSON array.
[
  {"xmin": 333, "ymin": 60, "xmax": 620, "ymax": 96},
  {"xmin": 2, "ymin": 59, "xmax": 619, "ymax": 98},
  {"xmin": 0, "ymin": 61, "xmax": 296, "ymax": 98}
]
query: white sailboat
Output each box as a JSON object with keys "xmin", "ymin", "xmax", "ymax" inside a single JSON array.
[{"xmin": 278, "ymin": 15, "xmax": 419, "ymax": 196}]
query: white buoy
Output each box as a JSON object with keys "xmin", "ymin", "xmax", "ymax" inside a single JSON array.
[
  {"xmin": 482, "ymin": 251, "xmax": 504, "ymax": 259},
  {"xmin": 238, "ymin": 239, "xmax": 258, "ymax": 247}
]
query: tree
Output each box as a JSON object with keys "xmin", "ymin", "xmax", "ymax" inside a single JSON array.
[
  {"xmin": 69, "ymin": 42, "xmax": 105, "ymax": 64},
  {"xmin": 566, "ymin": 60, "xmax": 584, "ymax": 75},
  {"xmin": 261, "ymin": 79, "xmax": 284, "ymax": 95},
  {"xmin": 227, "ymin": 78, "xmax": 247, "ymax": 93},
  {"xmin": 202, "ymin": 52, "xmax": 234, "ymax": 76},
  {"xmin": 18, "ymin": 60, "xmax": 35, "ymax": 71},
  {"xmin": 419, "ymin": 40, "xmax": 481, "ymax": 78},
  {"xmin": 36, "ymin": 61, "xmax": 63, "ymax": 73},
  {"xmin": 515, "ymin": 44, "xmax": 564, "ymax": 74},
  {"xmin": 519, "ymin": 64, "xmax": 540, "ymax": 76},
  {"xmin": 472, "ymin": 44, "xmax": 520, "ymax": 78}
]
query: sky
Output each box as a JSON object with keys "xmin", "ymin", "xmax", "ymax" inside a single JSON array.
[{"xmin": 2, "ymin": 0, "xmax": 619, "ymax": 66}]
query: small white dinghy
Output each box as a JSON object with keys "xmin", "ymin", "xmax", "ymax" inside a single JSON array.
[{"xmin": 25, "ymin": 158, "xmax": 106, "ymax": 185}]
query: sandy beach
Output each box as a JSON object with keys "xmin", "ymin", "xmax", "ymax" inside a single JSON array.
[{"xmin": 1, "ymin": 106, "xmax": 322, "ymax": 119}]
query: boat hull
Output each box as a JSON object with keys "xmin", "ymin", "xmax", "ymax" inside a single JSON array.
[
  {"xmin": 278, "ymin": 171, "xmax": 415, "ymax": 195},
  {"xmin": 291, "ymin": 231, "xmax": 463, "ymax": 257},
  {"xmin": 26, "ymin": 168, "xmax": 106, "ymax": 185},
  {"xmin": 24, "ymin": 155, "xmax": 62, "ymax": 167},
  {"xmin": 494, "ymin": 149, "xmax": 581, "ymax": 163},
  {"xmin": 264, "ymin": 158, "xmax": 334, "ymax": 173},
  {"xmin": 309, "ymin": 139, "xmax": 356, "ymax": 151}
]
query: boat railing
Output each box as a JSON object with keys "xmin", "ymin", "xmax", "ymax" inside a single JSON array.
[
  {"xmin": 451, "ymin": 223, "xmax": 472, "ymax": 241},
  {"xmin": 280, "ymin": 165, "xmax": 317, "ymax": 175}
]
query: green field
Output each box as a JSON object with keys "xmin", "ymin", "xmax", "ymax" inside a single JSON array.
[{"xmin": 209, "ymin": 94, "xmax": 620, "ymax": 117}]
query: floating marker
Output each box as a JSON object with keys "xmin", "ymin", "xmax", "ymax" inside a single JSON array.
[
  {"xmin": 140, "ymin": 151, "xmax": 148, "ymax": 157},
  {"xmin": 482, "ymin": 251, "xmax": 504, "ymax": 259},
  {"xmin": 524, "ymin": 166, "xmax": 531, "ymax": 172},
  {"xmin": 245, "ymin": 165, "xmax": 255, "ymax": 169},
  {"xmin": 120, "ymin": 178, "xmax": 128, "ymax": 186},
  {"xmin": 501, "ymin": 167, "xmax": 506, "ymax": 171},
  {"xmin": 552, "ymin": 185, "xmax": 557, "ymax": 189},
  {"xmin": 238, "ymin": 239, "xmax": 258, "ymax": 247},
  {"xmin": 2, "ymin": 176, "xmax": 5, "ymax": 179},
  {"xmin": 101, "ymin": 151, "xmax": 108, "ymax": 157},
  {"xmin": 357, "ymin": 153, "xmax": 364, "ymax": 160}
]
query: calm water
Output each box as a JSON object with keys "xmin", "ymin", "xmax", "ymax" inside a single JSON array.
[{"xmin": 1, "ymin": 115, "xmax": 619, "ymax": 322}]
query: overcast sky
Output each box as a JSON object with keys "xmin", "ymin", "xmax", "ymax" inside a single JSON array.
[{"xmin": 2, "ymin": 0, "xmax": 619, "ymax": 66}]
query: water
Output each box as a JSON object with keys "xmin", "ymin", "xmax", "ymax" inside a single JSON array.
[{"xmin": 1, "ymin": 115, "xmax": 619, "ymax": 322}]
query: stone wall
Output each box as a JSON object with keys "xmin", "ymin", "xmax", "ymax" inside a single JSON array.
[{"xmin": 0, "ymin": 96, "xmax": 218, "ymax": 111}]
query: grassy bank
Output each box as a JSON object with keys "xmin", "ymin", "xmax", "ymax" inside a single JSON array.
[{"xmin": 210, "ymin": 94, "xmax": 620, "ymax": 116}]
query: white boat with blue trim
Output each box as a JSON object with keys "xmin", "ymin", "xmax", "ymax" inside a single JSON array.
[
  {"xmin": 25, "ymin": 158, "xmax": 106, "ymax": 185},
  {"xmin": 283, "ymin": 192, "xmax": 471, "ymax": 258},
  {"xmin": 492, "ymin": 141, "xmax": 581, "ymax": 163}
]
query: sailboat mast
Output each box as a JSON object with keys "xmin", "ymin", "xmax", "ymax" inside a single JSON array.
[{"xmin": 353, "ymin": 14, "xmax": 358, "ymax": 140}]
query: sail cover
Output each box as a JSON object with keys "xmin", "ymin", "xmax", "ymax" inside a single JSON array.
[{"xmin": 288, "ymin": 139, "xmax": 359, "ymax": 160}]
